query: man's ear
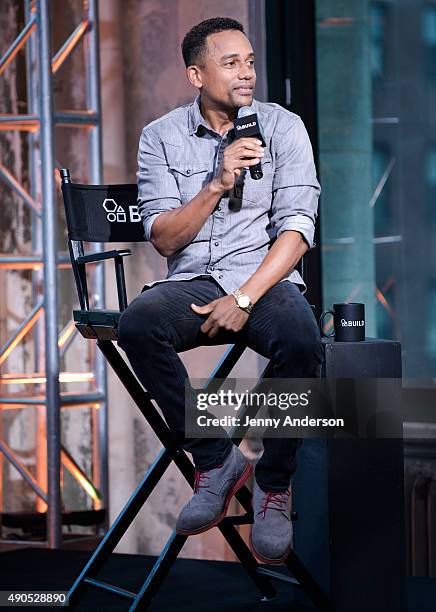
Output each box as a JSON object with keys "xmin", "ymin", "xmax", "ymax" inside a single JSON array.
[{"xmin": 186, "ymin": 65, "xmax": 202, "ymax": 89}]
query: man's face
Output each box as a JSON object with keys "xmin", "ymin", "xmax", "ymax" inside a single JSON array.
[{"xmin": 188, "ymin": 29, "xmax": 256, "ymax": 111}]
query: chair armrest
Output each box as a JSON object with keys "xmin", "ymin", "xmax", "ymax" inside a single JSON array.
[
  {"xmin": 76, "ymin": 249, "xmax": 131, "ymax": 311},
  {"xmin": 76, "ymin": 249, "xmax": 131, "ymax": 265}
]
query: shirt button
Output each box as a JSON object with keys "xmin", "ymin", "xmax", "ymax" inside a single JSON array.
[
  {"xmin": 210, "ymin": 267, "xmax": 215, "ymax": 271},
  {"xmin": 219, "ymin": 274, "xmax": 223, "ymax": 279},
  {"xmin": 186, "ymin": 169, "xmax": 191, "ymax": 175},
  {"xmin": 217, "ymin": 206, "xmax": 222, "ymax": 211},
  {"xmin": 214, "ymin": 241, "xmax": 219, "ymax": 247}
]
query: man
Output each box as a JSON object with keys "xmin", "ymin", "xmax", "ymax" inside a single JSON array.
[{"xmin": 118, "ymin": 17, "xmax": 322, "ymax": 564}]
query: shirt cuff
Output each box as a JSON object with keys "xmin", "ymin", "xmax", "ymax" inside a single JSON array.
[
  {"xmin": 142, "ymin": 212, "xmax": 162, "ymax": 242},
  {"xmin": 139, "ymin": 194, "xmax": 182, "ymax": 242},
  {"xmin": 277, "ymin": 214, "xmax": 316, "ymax": 250}
]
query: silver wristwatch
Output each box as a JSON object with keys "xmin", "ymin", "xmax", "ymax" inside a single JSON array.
[{"xmin": 231, "ymin": 289, "xmax": 254, "ymax": 314}]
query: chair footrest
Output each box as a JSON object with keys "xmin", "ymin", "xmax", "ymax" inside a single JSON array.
[
  {"xmin": 222, "ymin": 512, "xmax": 297, "ymax": 526},
  {"xmin": 223, "ymin": 513, "xmax": 253, "ymax": 525},
  {"xmin": 83, "ymin": 577, "xmax": 136, "ymax": 600},
  {"xmin": 256, "ymin": 567, "xmax": 300, "ymax": 587}
]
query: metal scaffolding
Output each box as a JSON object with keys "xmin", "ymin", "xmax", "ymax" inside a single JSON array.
[{"xmin": 0, "ymin": 0, "xmax": 106, "ymax": 549}]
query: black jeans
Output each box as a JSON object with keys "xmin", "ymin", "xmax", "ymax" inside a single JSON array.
[{"xmin": 117, "ymin": 277, "xmax": 322, "ymax": 492}]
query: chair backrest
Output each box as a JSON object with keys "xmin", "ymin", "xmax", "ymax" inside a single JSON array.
[
  {"xmin": 61, "ymin": 169, "xmax": 144, "ymax": 244},
  {"xmin": 60, "ymin": 168, "xmax": 145, "ymax": 311}
]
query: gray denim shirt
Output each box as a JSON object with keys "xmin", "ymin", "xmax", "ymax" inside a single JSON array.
[{"xmin": 137, "ymin": 95, "xmax": 320, "ymax": 295}]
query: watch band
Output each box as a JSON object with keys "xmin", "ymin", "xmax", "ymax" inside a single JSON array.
[{"xmin": 231, "ymin": 289, "xmax": 254, "ymax": 314}]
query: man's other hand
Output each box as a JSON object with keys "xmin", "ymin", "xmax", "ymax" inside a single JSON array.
[{"xmin": 191, "ymin": 295, "xmax": 249, "ymax": 337}]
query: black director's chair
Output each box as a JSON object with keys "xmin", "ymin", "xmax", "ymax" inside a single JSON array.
[{"xmin": 60, "ymin": 168, "xmax": 333, "ymax": 611}]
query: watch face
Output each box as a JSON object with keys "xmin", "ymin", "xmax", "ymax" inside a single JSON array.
[{"xmin": 238, "ymin": 295, "xmax": 250, "ymax": 308}]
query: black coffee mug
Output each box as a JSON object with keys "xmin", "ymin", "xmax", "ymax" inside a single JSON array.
[{"xmin": 320, "ymin": 303, "xmax": 365, "ymax": 342}]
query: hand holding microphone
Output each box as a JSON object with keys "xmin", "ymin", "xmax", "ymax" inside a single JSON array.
[
  {"xmin": 233, "ymin": 106, "xmax": 265, "ymax": 180},
  {"xmin": 210, "ymin": 105, "xmax": 265, "ymax": 194},
  {"xmin": 211, "ymin": 137, "xmax": 264, "ymax": 194}
]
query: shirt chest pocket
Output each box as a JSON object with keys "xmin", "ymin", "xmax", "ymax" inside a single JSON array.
[
  {"xmin": 169, "ymin": 163, "xmax": 210, "ymax": 198},
  {"xmin": 233, "ymin": 157, "xmax": 274, "ymax": 205}
]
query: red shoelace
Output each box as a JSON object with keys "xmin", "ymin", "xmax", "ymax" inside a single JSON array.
[
  {"xmin": 193, "ymin": 469, "xmax": 211, "ymax": 494},
  {"xmin": 193, "ymin": 464, "xmax": 223, "ymax": 493},
  {"xmin": 260, "ymin": 489, "xmax": 290, "ymax": 517}
]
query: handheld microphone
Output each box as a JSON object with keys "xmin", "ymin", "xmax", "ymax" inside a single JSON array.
[{"xmin": 234, "ymin": 106, "xmax": 265, "ymax": 180}]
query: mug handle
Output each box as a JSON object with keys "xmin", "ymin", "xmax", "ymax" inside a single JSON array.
[{"xmin": 320, "ymin": 310, "xmax": 335, "ymax": 337}]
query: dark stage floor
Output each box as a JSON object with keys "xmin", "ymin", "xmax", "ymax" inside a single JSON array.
[{"xmin": 0, "ymin": 548, "xmax": 435, "ymax": 611}]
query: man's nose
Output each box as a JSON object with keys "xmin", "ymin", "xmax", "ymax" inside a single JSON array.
[{"xmin": 237, "ymin": 63, "xmax": 254, "ymax": 80}]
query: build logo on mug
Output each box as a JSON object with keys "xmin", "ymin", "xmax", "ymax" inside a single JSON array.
[{"xmin": 320, "ymin": 303, "xmax": 365, "ymax": 342}]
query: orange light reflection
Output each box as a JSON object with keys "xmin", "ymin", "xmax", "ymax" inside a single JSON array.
[{"xmin": 0, "ymin": 372, "xmax": 94, "ymax": 385}]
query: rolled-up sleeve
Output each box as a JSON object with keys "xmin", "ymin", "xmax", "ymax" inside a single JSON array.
[
  {"xmin": 137, "ymin": 127, "xmax": 181, "ymax": 241},
  {"xmin": 270, "ymin": 116, "xmax": 320, "ymax": 249}
]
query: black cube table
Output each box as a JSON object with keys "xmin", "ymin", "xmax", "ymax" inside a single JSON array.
[{"xmin": 292, "ymin": 337, "xmax": 406, "ymax": 612}]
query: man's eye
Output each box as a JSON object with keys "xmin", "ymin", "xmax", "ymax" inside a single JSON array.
[
  {"xmin": 225, "ymin": 61, "xmax": 236, "ymax": 67},
  {"xmin": 248, "ymin": 60, "xmax": 255, "ymax": 66}
]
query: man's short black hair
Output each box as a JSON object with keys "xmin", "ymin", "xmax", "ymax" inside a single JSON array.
[{"xmin": 181, "ymin": 17, "xmax": 245, "ymax": 68}]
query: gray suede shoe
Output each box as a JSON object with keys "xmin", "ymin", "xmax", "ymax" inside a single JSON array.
[
  {"xmin": 176, "ymin": 445, "xmax": 252, "ymax": 535},
  {"xmin": 250, "ymin": 480, "xmax": 293, "ymax": 564}
]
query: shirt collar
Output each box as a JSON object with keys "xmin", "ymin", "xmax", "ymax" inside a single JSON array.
[
  {"xmin": 188, "ymin": 95, "xmax": 209, "ymax": 136},
  {"xmin": 188, "ymin": 94, "xmax": 259, "ymax": 136}
]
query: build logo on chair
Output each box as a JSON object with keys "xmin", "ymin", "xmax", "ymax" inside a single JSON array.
[{"xmin": 102, "ymin": 199, "xmax": 141, "ymax": 223}]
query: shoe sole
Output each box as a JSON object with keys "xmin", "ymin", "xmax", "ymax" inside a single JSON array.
[
  {"xmin": 176, "ymin": 461, "xmax": 253, "ymax": 536},
  {"xmin": 249, "ymin": 532, "xmax": 293, "ymax": 565}
]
